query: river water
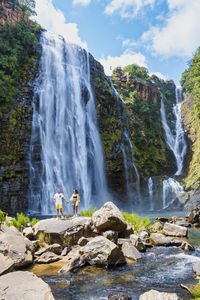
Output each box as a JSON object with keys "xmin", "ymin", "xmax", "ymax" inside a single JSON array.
[{"xmin": 37, "ymin": 229, "xmax": 200, "ymax": 300}]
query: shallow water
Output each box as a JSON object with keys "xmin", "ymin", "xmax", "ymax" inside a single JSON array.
[{"xmin": 40, "ymin": 229, "xmax": 200, "ymax": 300}]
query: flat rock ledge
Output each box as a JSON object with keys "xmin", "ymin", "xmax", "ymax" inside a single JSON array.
[{"xmin": 0, "ymin": 271, "xmax": 55, "ymax": 300}]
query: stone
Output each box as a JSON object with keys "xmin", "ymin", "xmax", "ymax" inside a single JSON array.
[
  {"xmin": 130, "ymin": 234, "xmax": 146, "ymax": 252},
  {"xmin": 150, "ymin": 222, "xmax": 162, "ymax": 233},
  {"xmin": 193, "ymin": 262, "xmax": 200, "ymax": 276},
  {"xmin": 61, "ymin": 247, "xmax": 70, "ymax": 256},
  {"xmin": 0, "ymin": 224, "xmax": 33, "ymax": 269},
  {"xmin": 34, "ymin": 217, "xmax": 93, "ymax": 246},
  {"xmin": 79, "ymin": 236, "xmax": 125, "ymax": 266},
  {"xmin": 92, "ymin": 202, "xmax": 127, "ymax": 233},
  {"xmin": 121, "ymin": 240, "xmax": 142, "ymax": 260},
  {"xmin": 78, "ymin": 237, "xmax": 91, "ymax": 247},
  {"xmin": 35, "ymin": 252, "xmax": 61, "ymax": 264},
  {"xmin": 0, "ymin": 271, "xmax": 55, "ymax": 300},
  {"xmin": 35, "ymin": 243, "xmax": 62, "ymax": 256},
  {"xmin": 180, "ymin": 241, "xmax": 195, "ymax": 251},
  {"xmin": 58, "ymin": 255, "xmax": 85, "ymax": 274},
  {"xmin": 118, "ymin": 224, "xmax": 134, "ymax": 238},
  {"xmin": 163, "ymin": 222, "xmax": 188, "ymax": 237},
  {"xmin": 0, "ymin": 253, "xmax": 14, "ymax": 276},
  {"xmin": 139, "ymin": 289, "xmax": 182, "ymax": 300},
  {"xmin": 175, "ymin": 221, "xmax": 191, "ymax": 227},
  {"xmin": 108, "ymin": 295, "xmax": 132, "ymax": 300},
  {"xmin": 102, "ymin": 230, "xmax": 118, "ymax": 243},
  {"xmin": 188, "ymin": 208, "xmax": 200, "ymax": 224},
  {"xmin": 156, "ymin": 217, "xmax": 169, "ymax": 223},
  {"xmin": 23, "ymin": 226, "xmax": 34, "ymax": 239},
  {"xmin": 150, "ymin": 233, "xmax": 182, "ymax": 247}
]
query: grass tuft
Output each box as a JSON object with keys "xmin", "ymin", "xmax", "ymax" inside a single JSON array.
[{"xmin": 121, "ymin": 211, "xmax": 151, "ymax": 233}]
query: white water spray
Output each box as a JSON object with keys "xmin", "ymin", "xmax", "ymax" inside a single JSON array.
[
  {"xmin": 29, "ymin": 32, "xmax": 108, "ymax": 214},
  {"xmin": 148, "ymin": 177, "xmax": 154, "ymax": 211}
]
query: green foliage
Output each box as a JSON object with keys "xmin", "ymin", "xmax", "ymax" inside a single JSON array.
[
  {"xmin": 7, "ymin": 212, "xmax": 30, "ymax": 229},
  {"xmin": 31, "ymin": 217, "xmax": 39, "ymax": 227},
  {"xmin": 0, "ymin": 210, "xmax": 7, "ymax": 223},
  {"xmin": 0, "ymin": 20, "xmax": 41, "ymax": 117},
  {"xmin": 189, "ymin": 276, "xmax": 200, "ymax": 299},
  {"xmin": 123, "ymin": 64, "xmax": 151, "ymax": 83},
  {"xmin": 121, "ymin": 211, "xmax": 151, "ymax": 233},
  {"xmin": 80, "ymin": 206, "xmax": 97, "ymax": 217}
]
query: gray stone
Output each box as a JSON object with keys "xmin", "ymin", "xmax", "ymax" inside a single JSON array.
[
  {"xmin": 34, "ymin": 217, "xmax": 93, "ymax": 246},
  {"xmin": 0, "ymin": 271, "xmax": 55, "ymax": 300},
  {"xmin": 0, "ymin": 253, "xmax": 14, "ymax": 276},
  {"xmin": 150, "ymin": 233, "xmax": 182, "ymax": 247},
  {"xmin": 130, "ymin": 234, "xmax": 146, "ymax": 252},
  {"xmin": 23, "ymin": 226, "xmax": 34, "ymax": 239},
  {"xmin": 118, "ymin": 224, "xmax": 134, "ymax": 238},
  {"xmin": 78, "ymin": 237, "xmax": 91, "ymax": 246},
  {"xmin": 102, "ymin": 230, "xmax": 118, "ymax": 243},
  {"xmin": 139, "ymin": 290, "xmax": 182, "ymax": 300},
  {"xmin": 61, "ymin": 247, "xmax": 70, "ymax": 256},
  {"xmin": 79, "ymin": 236, "xmax": 125, "ymax": 266},
  {"xmin": 35, "ymin": 243, "xmax": 62, "ymax": 256},
  {"xmin": 35, "ymin": 252, "xmax": 61, "ymax": 264},
  {"xmin": 188, "ymin": 208, "xmax": 200, "ymax": 224},
  {"xmin": 193, "ymin": 263, "xmax": 200, "ymax": 275},
  {"xmin": 121, "ymin": 240, "xmax": 142, "ymax": 260},
  {"xmin": 180, "ymin": 241, "xmax": 195, "ymax": 251},
  {"xmin": 58, "ymin": 255, "xmax": 85, "ymax": 274},
  {"xmin": 92, "ymin": 202, "xmax": 127, "ymax": 233},
  {"xmin": 150, "ymin": 222, "xmax": 162, "ymax": 233},
  {"xmin": 163, "ymin": 222, "xmax": 188, "ymax": 237}
]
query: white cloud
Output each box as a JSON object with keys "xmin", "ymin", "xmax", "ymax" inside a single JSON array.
[
  {"xmin": 105, "ymin": 0, "xmax": 155, "ymax": 19},
  {"xmin": 73, "ymin": 0, "xmax": 91, "ymax": 6},
  {"xmin": 122, "ymin": 39, "xmax": 137, "ymax": 48},
  {"xmin": 99, "ymin": 50, "xmax": 147, "ymax": 76},
  {"xmin": 150, "ymin": 72, "xmax": 167, "ymax": 81},
  {"xmin": 35, "ymin": 0, "xmax": 87, "ymax": 49},
  {"xmin": 142, "ymin": 0, "xmax": 200, "ymax": 57}
]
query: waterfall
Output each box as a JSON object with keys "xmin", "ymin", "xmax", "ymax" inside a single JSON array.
[
  {"xmin": 28, "ymin": 32, "xmax": 108, "ymax": 214},
  {"xmin": 111, "ymin": 85, "xmax": 141, "ymax": 203},
  {"xmin": 148, "ymin": 177, "xmax": 154, "ymax": 211},
  {"xmin": 160, "ymin": 86, "xmax": 187, "ymax": 209},
  {"xmin": 160, "ymin": 87, "xmax": 187, "ymax": 175}
]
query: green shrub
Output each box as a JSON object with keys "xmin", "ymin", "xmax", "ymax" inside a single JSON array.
[
  {"xmin": 31, "ymin": 217, "xmax": 39, "ymax": 227},
  {"xmin": 0, "ymin": 209, "xmax": 6, "ymax": 223},
  {"xmin": 7, "ymin": 212, "xmax": 30, "ymax": 230},
  {"xmin": 81, "ymin": 206, "xmax": 97, "ymax": 217},
  {"xmin": 121, "ymin": 211, "xmax": 151, "ymax": 233},
  {"xmin": 190, "ymin": 276, "xmax": 200, "ymax": 299}
]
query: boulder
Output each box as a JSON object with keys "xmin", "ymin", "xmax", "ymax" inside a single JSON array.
[
  {"xmin": 156, "ymin": 217, "xmax": 169, "ymax": 223},
  {"xmin": 180, "ymin": 241, "xmax": 195, "ymax": 251},
  {"xmin": 102, "ymin": 230, "xmax": 118, "ymax": 243},
  {"xmin": 78, "ymin": 237, "xmax": 91, "ymax": 247},
  {"xmin": 130, "ymin": 234, "xmax": 146, "ymax": 252},
  {"xmin": 34, "ymin": 217, "xmax": 93, "ymax": 246},
  {"xmin": 0, "ymin": 253, "xmax": 14, "ymax": 276},
  {"xmin": 35, "ymin": 251, "xmax": 61, "ymax": 264},
  {"xmin": 139, "ymin": 289, "xmax": 182, "ymax": 300},
  {"xmin": 0, "ymin": 224, "xmax": 33, "ymax": 270},
  {"xmin": 58, "ymin": 255, "xmax": 85, "ymax": 274},
  {"xmin": 188, "ymin": 209, "xmax": 200, "ymax": 224},
  {"xmin": 23, "ymin": 226, "xmax": 34, "ymax": 239},
  {"xmin": 79, "ymin": 236, "xmax": 125, "ymax": 266},
  {"xmin": 193, "ymin": 262, "xmax": 200, "ymax": 275},
  {"xmin": 163, "ymin": 223, "xmax": 188, "ymax": 237},
  {"xmin": 118, "ymin": 224, "xmax": 134, "ymax": 238},
  {"xmin": 0, "ymin": 271, "xmax": 55, "ymax": 300},
  {"xmin": 175, "ymin": 221, "xmax": 191, "ymax": 228},
  {"xmin": 92, "ymin": 202, "xmax": 127, "ymax": 233},
  {"xmin": 150, "ymin": 233, "xmax": 182, "ymax": 247},
  {"xmin": 150, "ymin": 222, "xmax": 162, "ymax": 233},
  {"xmin": 121, "ymin": 240, "xmax": 142, "ymax": 260},
  {"xmin": 35, "ymin": 243, "xmax": 62, "ymax": 256},
  {"xmin": 61, "ymin": 247, "xmax": 70, "ymax": 256}
]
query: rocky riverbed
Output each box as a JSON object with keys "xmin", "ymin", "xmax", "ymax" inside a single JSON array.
[{"xmin": 0, "ymin": 202, "xmax": 200, "ymax": 300}]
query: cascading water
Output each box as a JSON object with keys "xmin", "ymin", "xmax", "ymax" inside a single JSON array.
[
  {"xmin": 112, "ymin": 86, "xmax": 141, "ymax": 203},
  {"xmin": 147, "ymin": 177, "xmax": 154, "ymax": 211},
  {"xmin": 160, "ymin": 86, "xmax": 187, "ymax": 209},
  {"xmin": 29, "ymin": 32, "xmax": 108, "ymax": 214}
]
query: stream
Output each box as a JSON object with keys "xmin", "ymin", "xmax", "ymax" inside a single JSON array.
[{"xmin": 37, "ymin": 229, "xmax": 200, "ymax": 300}]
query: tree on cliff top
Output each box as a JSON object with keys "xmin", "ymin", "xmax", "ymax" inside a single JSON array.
[{"xmin": 1, "ymin": 0, "xmax": 36, "ymax": 16}]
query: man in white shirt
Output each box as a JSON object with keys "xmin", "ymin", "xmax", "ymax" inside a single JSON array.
[{"xmin": 53, "ymin": 189, "xmax": 68, "ymax": 219}]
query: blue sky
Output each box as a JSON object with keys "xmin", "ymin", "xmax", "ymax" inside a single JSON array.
[{"xmin": 35, "ymin": 0, "xmax": 200, "ymax": 84}]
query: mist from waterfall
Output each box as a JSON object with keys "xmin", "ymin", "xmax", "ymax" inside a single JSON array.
[{"xmin": 28, "ymin": 32, "xmax": 108, "ymax": 214}]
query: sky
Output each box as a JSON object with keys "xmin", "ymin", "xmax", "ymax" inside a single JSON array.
[{"xmin": 34, "ymin": 0, "xmax": 200, "ymax": 84}]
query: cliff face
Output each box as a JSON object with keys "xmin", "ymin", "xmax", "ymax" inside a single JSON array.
[{"xmin": 0, "ymin": 0, "xmax": 30, "ymax": 26}]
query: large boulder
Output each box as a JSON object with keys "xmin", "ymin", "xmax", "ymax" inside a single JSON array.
[
  {"xmin": 0, "ymin": 271, "xmax": 55, "ymax": 300},
  {"xmin": 188, "ymin": 208, "xmax": 200, "ymax": 224},
  {"xmin": 92, "ymin": 202, "xmax": 127, "ymax": 232},
  {"xmin": 0, "ymin": 225, "xmax": 33, "ymax": 272},
  {"xmin": 34, "ymin": 217, "xmax": 93, "ymax": 246},
  {"xmin": 79, "ymin": 236, "xmax": 125, "ymax": 266},
  {"xmin": 139, "ymin": 290, "xmax": 182, "ymax": 300},
  {"xmin": 163, "ymin": 223, "xmax": 188, "ymax": 237},
  {"xmin": 150, "ymin": 233, "xmax": 182, "ymax": 247},
  {"xmin": 121, "ymin": 240, "xmax": 142, "ymax": 260}
]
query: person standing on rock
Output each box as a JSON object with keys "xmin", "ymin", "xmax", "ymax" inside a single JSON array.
[
  {"xmin": 69, "ymin": 189, "xmax": 80, "ymax": 217},
  {"xmin": 54, "ymin": 189, "xmax": 68, "ymax": 220}
]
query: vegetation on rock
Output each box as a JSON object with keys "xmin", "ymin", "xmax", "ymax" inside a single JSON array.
[{"xmin": 121, "ymin": 211, "xmax": 151, "ymax": 232}]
